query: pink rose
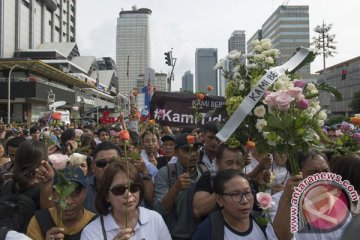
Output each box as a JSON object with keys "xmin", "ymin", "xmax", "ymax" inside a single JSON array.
[
  {"xmin": 264, "ymin": 91, "xmax": 272, "ymax": 97},
  {"xmin": 263, "ymin": 92, "xmax": 281, "ymax": 108},
  {"xmin": 110, "ymin": 130, "xmax": 119, "ymax": 137},
  {"xmin": 256, "ymin": 192, "xmax": 274, "ymax": 210},
  {"xmin": 354, "ymin": 132, "xmax": 360, "ymax": 140},
  {"xmin": 49, "ymin": 153, "xmax": 69, "ymax": 170},
  {"xmin": 286, "ymin": 87, "xmax": 303, "ymax": 100},
  {"xmin": 275, "ymin": 93, "xmax": 293, "ymax": 111},
  {"xmin": 296, "ymin": 99, "xmax": 310, "ymax": 110},
  {"xmin": 294, "ymin": 80, "xmax": 306, "ymax": 89},
  {"xmin": 75, "ymin": 129, "xmax": 83, "ymax": 137}
]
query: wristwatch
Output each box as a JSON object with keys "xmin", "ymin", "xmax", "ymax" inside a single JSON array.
[{"xmin": 142, "ymin": 174, "xmax": 152, "ymax": 181}]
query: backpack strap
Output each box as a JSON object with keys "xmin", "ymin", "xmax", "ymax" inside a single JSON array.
[
  {"xmin": 209, "ymin": 210, "xmax": 224, "ymax": 240},
  {"xmin": 34, "ymin": 209, "xmax": 56, "ymax": 239},
  {"xmin": 197, "ymin": 163, "xmax": 209, "ymax": 175},
  {"xmin": 209, "ymin": 171, "xmax": 217, "ymax": 193},
  {"xmin": 251, "ymin": 213, "xmax": 267, "ymax": 238},
  {"xmin": 166, "ymin": 163, "xmax": 177, "ymax": 188}
]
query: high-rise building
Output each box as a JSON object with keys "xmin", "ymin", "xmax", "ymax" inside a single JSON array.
[
  {"xmin": 0, "ymin": 0, "xmax": 76, "ymax": 58},
  {"xmin": 116, "ymin": 6, "xmax": 151, "ymax": 96},
  {"xmin": 195, "ymin": 48, "xmax": 218, "ymax": 95},
  {"xmin": 181, "ymin": 70, "xmax": 194, "ymax": 93},
  {"xmin": 248, "ymin": 5, "xmax": 310, "ymax": 77},
  {"xmin": 228, "ymin": 30, "xmax": 246, "ymax": 53}
]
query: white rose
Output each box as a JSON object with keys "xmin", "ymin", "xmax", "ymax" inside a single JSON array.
[
  {"xmin": 274, "ymin": 80, "xmax": 286, "ymax": 90},
  {"xmin": 227, "ymin": 50, "xmax": 242, "ymax": 60},
  {"xmin": 310, "ymin": 89, "xmax": 318, "ymax": 94},
  {"xmin": 306, "ymin": 83, "xmax": 316, "ymax": 91},
  {"xmin": 262, "ymin": 50, "xmax": 271, "ymax": 57},
  {"xmin": 318, "ymin": 110, "xmax": 327, "ymax": 120},
  {"xmin": 317, "ymin": 120, "xmax": 324, "ymax": 126},
  {"xmin": 238, "ymin": 84, "xmax": 245, "ymax": 90},
  {"xmin": 253, "ymin": 54, "xmax": 265, "ymax": 62},
  {"xmin": 255, "ymin": 45, "xmax": 263, "ymax": 52},
  {"xmin": 262, "ymin": 132, "xmax": 270, "ymax": 138},
  {"xmin": 269, "ymin": 49, "xmax": 280, "ymax": 58},
  {"xmin": 261, "ymin": 39, "xmax": 271, "ymax": 50},
  {"xmin": 315, "ymin": 104, "xmax": 321, "ymax": 111},
  {"xmin": 256, "ymin": 119, "xmax": 267, "ymax": 132},
  {"xmin": 214, "ymin": 59, "xmax": 225, "ymax": 70},
  {"xmin": 251, "ymin": 39, "xmax": 260, "ymax": 48},
  {"xmin": 265, "ymin": 57, "xmax": 274, "ymax": 65},
  {"xmin": 309, "ymin": 107, "xmax": 317, "ymax": 115},
  {"xmin": 253, "ymin": 105, "xmax": 266, "ymax": 118}
]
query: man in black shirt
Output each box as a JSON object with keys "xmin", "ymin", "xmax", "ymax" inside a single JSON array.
[
  {"xmin": 157, "ymin": 135, "xmax": 176, "ymax": 169},
  {"xmin": 193, "ymin": 144, "xmax": 245, "ymax": 219}
]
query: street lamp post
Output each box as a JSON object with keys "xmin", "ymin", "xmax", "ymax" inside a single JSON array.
[{"xmin": 8, "ymin": 65, "xmax": 20, "ymax": 124}]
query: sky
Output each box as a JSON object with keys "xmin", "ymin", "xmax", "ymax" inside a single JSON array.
[{"xmin": 77, "ymin": 0, "xmax": 360, "ymax": 91}]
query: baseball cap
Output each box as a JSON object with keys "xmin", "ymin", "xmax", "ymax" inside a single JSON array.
[
  {"xmin": 53, "ymin": 166, "xmax": 86, "ymax": 188},
  {"xmin": 175, "ymin": 133, "xmax": 203, "ymax": 149},
  {"xmin": 161, "ymin": 135, "xmax": 176, "ymax": 143}
]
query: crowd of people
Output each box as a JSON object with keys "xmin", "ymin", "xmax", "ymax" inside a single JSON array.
[{"xmin": 0, "ymin": 116, "xmax": 360, "ymax": 240}]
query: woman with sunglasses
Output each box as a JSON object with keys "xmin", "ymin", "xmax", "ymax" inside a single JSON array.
[
  {"xmin": 81, "ymin": 161, "xmax": 171, "ymax": 240},
  {"xmin": 192, "ymin": 169, "xmax": 277, "ymax": 240}
]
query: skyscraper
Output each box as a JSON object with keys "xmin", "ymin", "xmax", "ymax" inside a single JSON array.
[
  {"xmin": 228, "ymin": 30, "xmax": 246, "ymax": 53},
  {"xmin": 0, "ymin": 0, "xmax": 76, "ymax": 58},
  {"xmin": 116, "ymin": 6, "xmax": 151, "ymax": 96},
  {"xmin": 181, "ymin": 70, "xmax": 194, "ymax": 93},
  {"xmin": 195, "ymin": 48, "xmax": 218, "ymax": 95},
  {"xmin": 248, "ymin": 5, "xmax": 310, "ymax": 77}
]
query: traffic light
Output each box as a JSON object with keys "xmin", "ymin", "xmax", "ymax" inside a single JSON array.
[
  {"xmin": 341, "ymin": 69, "xmax": 347, "ymax": 80},
  {"xmin": 164, "ymin": 51, "xmax": 172, "ymax": 66}
]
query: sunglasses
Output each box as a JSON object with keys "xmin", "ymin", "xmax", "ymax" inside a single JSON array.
[
  {"xmin": 95, "ymin": 159, "xmax": 111, "ymax": 168},
  {"xmin": 95, "ymin": 157, "xmax": 119, "ymax": 168},
  {"xmin": 110, "ymin": 183, "xmax": 141, "ymax": 196}
]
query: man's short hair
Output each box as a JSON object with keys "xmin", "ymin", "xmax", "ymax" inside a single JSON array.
[
  {"xmin": 92, "ymin": 141, "xmax": 122, "ymax": 159},
  {"xmin": 201, "ymin": 121, "xmax": 219, "ymax": 134},
  {"xmin": 6, "ymin": 137, "xmax": 26, "ymax": 152}
]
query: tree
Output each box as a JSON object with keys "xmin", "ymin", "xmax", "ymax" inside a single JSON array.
[
  {"xmin": 311, "ymin": 21, "xmax": 337, "ymax": 69},
  {"xmin": 350, "ymin": 91, "xmax": 360, "ymax": 114}
]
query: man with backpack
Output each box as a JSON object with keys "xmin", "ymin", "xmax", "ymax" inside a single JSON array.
[
  {"xmin": 193, "ymin": 144, "xmax": 245, "ymax": 219},
  {"xmin": 153, "ymin": 133, "xmax": 203, "ymax": 240},
  {"xmin": 27, "ymin": 166, "xmax": 95, "ymax": 240},
  {"xmin": 0, "ymin": 140, "xmax": 44, "ymax": 235},
  {"xmin": 198, "ymin": 122, "xmax": 221, "ymax": 173}
]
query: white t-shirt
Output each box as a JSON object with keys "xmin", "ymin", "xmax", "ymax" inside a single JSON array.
[
  {"xmin": 80, "ymin": 207, "xmax": 171, "ymax": 240},
  {"xmin": 224, "ymin": 219, "xmax": 278, "ymax": 240},
  {"xmin": 5, "ymin": 231, "xmax": 32, "ymax": 240}
]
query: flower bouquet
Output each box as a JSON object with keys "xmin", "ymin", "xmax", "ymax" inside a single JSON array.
[
  {"xmin": 325, "ymin": 119, "xmax": 360, "ymax": 155},
  {"xmin": 215, "ymin": 39, "xmax": 334, "ymax": 174}
]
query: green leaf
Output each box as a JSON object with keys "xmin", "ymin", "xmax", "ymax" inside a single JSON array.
[
  {"xmin": 316, "ymin": 82, "xmax": 343, "ymax": 101},
  {"xmin": 295, "ymin": 117, "xmax": 306, "ymax": 128},
  {"xmin": 61, "ymin": 184, "xmax": 76, "ymax": 198},
  {"xmin": 267, "ymin": 115, "xmax": 283, "ymax": 130}
]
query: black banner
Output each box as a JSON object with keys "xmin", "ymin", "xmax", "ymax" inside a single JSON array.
[{"xmin": 150, "ymin": 91, "xmax": 227, "ymax": 128}]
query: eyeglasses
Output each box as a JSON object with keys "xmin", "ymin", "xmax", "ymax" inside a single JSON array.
[
  {"xmin": 221, "ymin": 191, "xmax": 253, "ymax": 202},
  {"xmin": 110, "ymin": 183, "xmax": 141, "ymax": 196}
]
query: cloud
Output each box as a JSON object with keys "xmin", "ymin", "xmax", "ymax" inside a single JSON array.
[{"xmin": 78, "ymin": 19, "xmax": 116, "ymax": 58}]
